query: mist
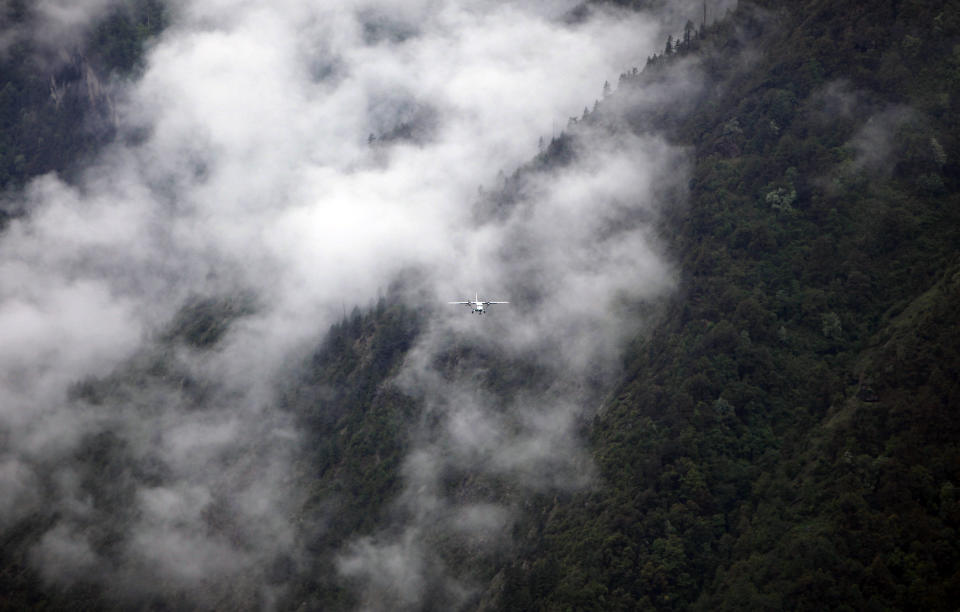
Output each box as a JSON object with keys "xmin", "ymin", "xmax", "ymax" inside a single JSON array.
[
  {"xmin": 0, "ymin": 0, "xmax": 115, "ymax": 59},
  {"xmin": 0, "ymin": 0, "xmax": 695, "ymax": 608}
]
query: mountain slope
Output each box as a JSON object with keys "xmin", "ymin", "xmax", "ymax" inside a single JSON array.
[
  {"xmin": 0, "ymin": 0, "xmax": 166, "ymax": 196},
  {"xmin": 495, "ymin": 0, "xmax": 960, "ymax": 609},
  {"xmin": 1, "ymin": 0, "xmax": 958, "ymax": 609}
]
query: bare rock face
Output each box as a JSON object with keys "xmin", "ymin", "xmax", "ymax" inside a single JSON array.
[{"xmin": 47, "ymin": 53, "xmax": 117, "ymax": 128}]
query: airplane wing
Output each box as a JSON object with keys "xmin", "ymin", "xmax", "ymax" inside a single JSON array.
[
  {"xmin": 448, "ymin": 301, "xmax": 470, "ymax": 304},
  {"xmin": 483, "ymin": 301, "xmax": 509, "ymax": 304}
]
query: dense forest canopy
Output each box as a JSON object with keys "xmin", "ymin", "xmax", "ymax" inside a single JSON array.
[{"xmin": 1, "ymin": 0, "xmax": 958, "ymax": 610}]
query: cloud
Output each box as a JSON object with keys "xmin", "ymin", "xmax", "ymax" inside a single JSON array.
[
  {"xmin": 808, "ymin": 81, "xmax": 917, "ymax": 180},
  {"xmin": 0, "ymin": 0, "xmax": 692, "ymax": 608},
  {"xmin": 846, "ymin": 105, "xmax": 916, "ymax": 175},
  {"xmin": 338, "ymin": 119, "xmax": 686, "ymax": 608},
  {"xmin": 33, "ymin": 0, "xmax": 118, "ymax": 44},
  {"xmin": 339, "ymin": 531, "xmax": 430, "ymax": 610},
  {"xmin": 0, "ymin": 459, "xmax": 40, "ymax": 525},
  {"xmin": 0, "ymin": 0, "xmax": 121, "ymax": 63},
  {"xmin": 29, "ymin": 524, "xmax": 101, "ymax": 584}
]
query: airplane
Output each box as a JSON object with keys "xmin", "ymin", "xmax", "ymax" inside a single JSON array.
[{"xmin": 449, "ymin": 293, "xmax": 509, "ymax": 315}]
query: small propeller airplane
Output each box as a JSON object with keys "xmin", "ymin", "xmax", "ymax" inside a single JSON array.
[{"xmin": 449, "ymin": 293, "xmax": 509, "ymax": 315}]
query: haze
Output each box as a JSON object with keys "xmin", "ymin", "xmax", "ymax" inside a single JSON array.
[{"xmin": 0, "ymin": 0, "xmax": 701, "ymax": 608}]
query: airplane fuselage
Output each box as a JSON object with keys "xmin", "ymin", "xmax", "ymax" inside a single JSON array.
[{"xmin": 449, "ymin": 294, "xmax": 508, "ymax": 314}]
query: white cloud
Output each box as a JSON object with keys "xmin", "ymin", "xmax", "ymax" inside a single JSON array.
[
  {"xmin": 0, "ymin": 459, "xmax": 40, "ymax": 524},
  {"xmin": 0, "ymin": 0, "xmax": 695, "ymax": 607},
  {"xmin": 0, "ymin": 0, "xmax": 119, "ymax": 59}
]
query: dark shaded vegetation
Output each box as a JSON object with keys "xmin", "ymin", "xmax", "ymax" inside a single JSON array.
[
  {"xmin": 495, "ymin": 0, "xmax": 960, "ymax": 609},
  {"xmin": 163, "ymin": 293, "xmax": 258, "ymax": 348},
  {"xmin": 278, "ymin": 297, "xmax": 567, "ymax": 610},
  {"xmin": 3, "ymin": 0, "xmax": 960, "ymax": 609},
  {"xmin": 0, "ymin": 0, "xmax": 165, "ymax": 198},
  {"xmin": 0, "ymin": 4, "xmax": 168, "ymax": 607},
  {"xmin": 278, "ymin": 300, "xmax": 424, "ymax": 610}
]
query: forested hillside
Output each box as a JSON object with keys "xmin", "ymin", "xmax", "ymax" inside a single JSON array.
[
  {"xmin": 495, "ymin": 0, "xmax": 960, "ymax": 609},
  {"xmin": 0, "ymin": 0, "xmax": 164, "ymax": 195},
  {"xmin": 0, "ymin": 2, "xmax": 166, "ymax": 608},
  {"xmin": 276, "ymin": 1, "xmax": 960, "ymax": 608},
  {"xmin": 1, "ymin": 0, "xmax": 958, "ymax": 610}
]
